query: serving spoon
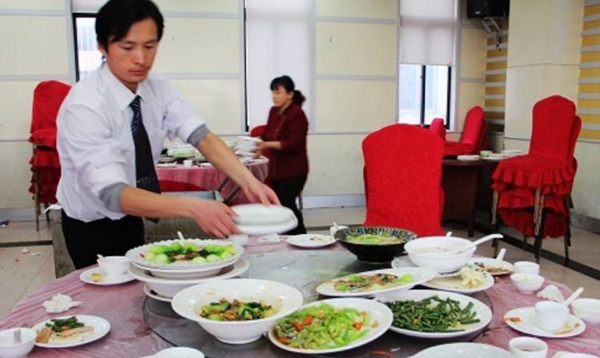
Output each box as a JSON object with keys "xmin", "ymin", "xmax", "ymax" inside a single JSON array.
[
  {"xmin": 563, "ymin": 287, "xmax": 584, "ymax": 307},
  {"xmin": 444, "ymin": 233, "xmax": 504, "ymax": 256}
]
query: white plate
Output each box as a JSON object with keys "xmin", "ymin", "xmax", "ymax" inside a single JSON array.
[
  {"xmin": 377, "ymin": 289, "xmax": 492, "ymax": 339},
  {"xmin": 421, "ymin": 271, "xmax": 494, "ymax": 294},
  {"xmin": 504, "ymin": 307, "xmax": 586, "ymax": 338},
  {"xmin": 33, "ymin": 315, "xmax": 111, "ymax": 348},
  {"xmin": 391, "ymin": 256, "xmax": 461, "ymax": 278},
  {"xmin": 317, "ymin": 267, "xmax": 438, "ymax": 297},
  {"xmin": 143, "ymin": 284, "xmax": 172, "ymax": 303},
  {"xmin": 286, "ymin": 234, "xmax": 335, "ymax": 248},
  {"xmin": 552, "ymin": 353, "xmax": 599, "ymax": 358},
  {"xmin": 79, "ymin": 268, "xmax": 135, "ymax": 286},
  {"xmin": 129, "ymin": 258, "xmax": 249, "ymax": 285},
  {"xmin": 483, "ymin": 155, "xmax": 506, "ymax": 161},
  {"xmin": 412, "ymin": 343, "xmax": 512, "ymax": 358},
  {"xmin": 156, "ymin": 163, "xmax": 177, "ymax": 168},
  {"xmin": 237, "ymin": 216, "xmax": 298, "ymax": 235},
  {"xmin": 231, "ymin": 204, "xmax": 294, "ymax": 225},
  {"xmin": 457, "ymin": 155, "xmax": 480, "ymax": 161},
  {"xmin": 126, "ymin": 239, "xmax": 243, "ymax": 272},
  {"xmin": 268, "ymin": 298, "xmax": 392, "ymax": 355},
  {"xmin": 469, "ymin": 257, "xmax": 514, "ymax": 276}
]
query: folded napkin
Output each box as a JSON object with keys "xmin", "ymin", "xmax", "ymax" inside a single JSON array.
[
  {"xmin": 258, "ymin": 234, "xmax": 281, "ymax": 243},
  {"xmin": 537, "ymin": 285, "xmax": 565, "ymax": 303},
  {"xmin": 43, "ymin": 294, "xmax": 81, "ymax": 313}
]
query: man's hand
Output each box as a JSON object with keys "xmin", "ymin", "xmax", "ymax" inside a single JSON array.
[
  {"xmin": 243, "ymin": 178, "xmax": 280, "ymax": 205},
  {"xmin": 183, "ymin": 198, "xmax": 240, "ymax": 238}
]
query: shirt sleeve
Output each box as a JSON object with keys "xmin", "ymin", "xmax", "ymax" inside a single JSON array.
[
  {"xmin": 279, "ymin": 109, "xmax": 309, "ymax": 152},
  {"xmin": 57, "ymin": 104, "xmax": 129, "ymax": 203},
  {"xmin": 160, "ymin": 81, "xmax": 208, "ymax": 143}
]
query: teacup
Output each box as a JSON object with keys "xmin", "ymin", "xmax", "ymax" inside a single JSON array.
[
  {"xmin": 514, "ymin": 261, "xmax": 540, "ymax": 275},
  {"xmin": 535, "ymin": 301, "xmax": 569, "ymax": 332},
  {"xmin": 509, "ymin": 337, "xmax": 548, "ymax": 358},
  {"xmin": 97, "ymin": 256, "xmax": 130, "ymax": 276}
]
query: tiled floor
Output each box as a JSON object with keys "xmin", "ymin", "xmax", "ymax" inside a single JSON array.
[{"xmin": 0, "ymin": 207, "xmax": 599, "ymax": 321}]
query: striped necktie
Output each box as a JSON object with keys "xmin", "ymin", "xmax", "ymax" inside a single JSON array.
[{"xmin": 130, "ymin": 96, "xmax": 161, "ymax": 195}]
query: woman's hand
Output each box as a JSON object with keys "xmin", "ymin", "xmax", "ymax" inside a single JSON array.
[{"xmin": 183, "ymin": 198, "xmax": 240, "ymax": 238}]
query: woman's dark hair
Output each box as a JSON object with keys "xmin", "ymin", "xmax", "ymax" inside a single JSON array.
[
  {"xmin": 96, "ymin": 0, "xmax": 164, "ymax": 50},
  {"xmin": 270, "ymin": 75, "xmax": 306, "ymax": 107}
]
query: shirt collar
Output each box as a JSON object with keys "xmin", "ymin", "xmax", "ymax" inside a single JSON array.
[{"xmin": 100, "ymin": 64, "xmax": 149, "ymax": 111}]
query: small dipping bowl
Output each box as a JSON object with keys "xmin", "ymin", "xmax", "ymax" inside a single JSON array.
[
  {"xmin": 97, "ymin": 256, "xmax": 131, "ymax": 276},
  {"xmin": 535, "ymin": 301, "xmax": 569, "ymax": 332},
  {"xmin": 510, "ymin": 273, "xmax": 545, "ymax": 294},
  {"xmin": 509, "ymin": 337, "xmax": 548, "ymax": 358},
  {"xmin": 0, "ymin": 328, "xmax": 36, "ymax": 358},
  {"xmin": 572, "ymin": 298, "xmax": 600, "ymax": 325},
  {"xmin": 514, "ymin": 261, "xmax": 540, "ymax": 275}
]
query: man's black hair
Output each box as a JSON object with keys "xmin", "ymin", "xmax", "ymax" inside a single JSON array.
[{"xmin": 96, "ymin": 0, "xmax": 164, "ymax": 50}]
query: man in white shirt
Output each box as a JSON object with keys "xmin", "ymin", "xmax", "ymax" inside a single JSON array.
[{"xmin": 57, "ymin": 0, "xmax": 279, "ymax": 268}]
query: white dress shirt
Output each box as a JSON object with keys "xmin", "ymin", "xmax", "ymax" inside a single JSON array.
[{"xmin": 57, "ymin": 65, "xmax": 206, "ymax": 222}]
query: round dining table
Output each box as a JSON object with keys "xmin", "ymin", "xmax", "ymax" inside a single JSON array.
[
  {"xmin": 156, "ymin": 157, "xmax": 269, "ymax": 205},
  {"xmin": 1, "ymin": 239, "xmax": 599, "ymax": 357}
]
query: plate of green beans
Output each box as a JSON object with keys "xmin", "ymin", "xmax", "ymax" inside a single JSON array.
[{"xmin": 377, "ymin": 290, "xmax": 492, "ymax": 339}]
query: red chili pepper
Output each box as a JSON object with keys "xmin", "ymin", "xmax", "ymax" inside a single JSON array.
[
  {"xmin": 294, "ymin": 321, "xmax": 303, "ymax": 331},
  {"xmin": 278, "ymin": 337, "xmax": 291, "ymax": 344},
  {"xmin": 353, "ymin": 322, "xmax": 362, "ymax": 330},
  {"xmin": 371, "ymin": 351, "xmax": 393, "ymax": 358},
  {"xmin": 303, "ymin": 315, "xmax": 314, "ymax": 325}
]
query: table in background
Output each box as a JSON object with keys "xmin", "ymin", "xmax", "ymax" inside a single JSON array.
[
  {"xmin": 156, "ymin": 158, "xmax": 268, "ymax": 205},
  {"xmin": 2, "ymin": 239, "xmax": 599, "ymax": 357},
  {"xmin": 442, "ymin": 159, "xmax": 499, "ymax": 237}
]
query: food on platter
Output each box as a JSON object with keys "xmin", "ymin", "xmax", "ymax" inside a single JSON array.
[
  {"xmin": 35, "ymin": 317, "xmax": 94, "ymax": 344},
  {"xmin": 460, "ymin": 267, "xmax": 487, "ymax": 288},
  {"xmin": 345, "ymin": 233, "xmax": 403, "ymax": 245},
  {"xmin": 90, "ymin": 272, "xmax": 104, "ymax": 283},
  {"xmin": 333, "ymin": 273, "xmax": 415, "ymax": 292},
  {"xmin": 385, "ymin": 296, "xmax": 480, "ymax": 333},
  {"xmin": 272, "ymin": 303, "xmax": 377, "ymax": 350},
  {"xmin": 471, "ymin": 261, "xmax": 512, "ymax": 275},
  {"xmin": 199, "ymin": 299, "xmax": 278, "ymax": 321},
  {"xmin": 143, "ymin": 242, "xmax": 236, "ymax": 265}
]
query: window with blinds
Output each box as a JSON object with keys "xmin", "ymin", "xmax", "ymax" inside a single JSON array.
[{"xmin": 579, "ymin": 1, "xmax": 600, "ymax": 140}]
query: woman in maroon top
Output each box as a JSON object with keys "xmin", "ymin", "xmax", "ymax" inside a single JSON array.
[{"xmin": 256, "ymin": 76, "xmax": 309, "ymax": 234}]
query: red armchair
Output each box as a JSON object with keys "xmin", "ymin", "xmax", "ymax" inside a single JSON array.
[
  {"xmin": 444, "ymin": 106, "xmax": 488, "ymax": 156},
  {"xmin": 492, "ymin": 95, "xmax": 580, "ymax": 261},
  {"xmin": 429, "ymin": 118, "xmax": 447, "ymax": 139},
  {"xmin": 28, "ymin": 81, "xmax": 71, "ymax": 230},
  {"xmin": 363, "ymin": 124, "xmax": 445, "ymax": 237}
]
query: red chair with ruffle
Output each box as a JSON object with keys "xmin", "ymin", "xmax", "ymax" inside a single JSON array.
[
  {"xmin": 491, "ymin": 95, "xmax": 580, "ymax": 261},
  {"xmin": 444, "ymin": 106, "xmax": 488, "ymax": 156},
  {"xmin": 429, "ymin": 118, "xmax": 447, "ymax": 139},
  {"xmin": 363, "ymin": 124, "xmax": 445, "ymax": 237},
  {"xmin": 29, "ymin": 81, "xmax": 71, "ymax": 230}
]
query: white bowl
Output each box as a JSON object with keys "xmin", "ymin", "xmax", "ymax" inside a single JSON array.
[
  {"xmin": 514, "ymin": 261, "xmax": 540, "ymax": 275},
  {"xmin": 171, "ymin": 279, "xmax": 303, "ymax": 344},
  {"xmin": 97, "ymin": 256, "xmax": 130, "ymax": 276},
  {"xmin": 572, "ymin": 298, "xmax": 600, "ymax": 325},
  {"xmin": 510, "ymin": 273, "xmax": 545, "ymax": 294},
  {"xmin": 404, "ymin": 236, "xmax": 476, "ymax": 273},
  {"xmin": 535, "ymin": 301, "xmax": 569, "ymax": 331},
  {"xmin": 0, "ymin": 328, "xmax": 36, "ymax": 358},
  {"xmin": 154, "ymin": 347, "xmax": 204, "ymax": 358}
]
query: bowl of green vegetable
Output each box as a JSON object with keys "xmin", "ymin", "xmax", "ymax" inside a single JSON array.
[
  {"xmin": 333, "ymin": 226, "xmax": 417, "ymax": 263},
  {"xmin": 171, "ymin": 279, "xmax": 303, "ymax": 345}
]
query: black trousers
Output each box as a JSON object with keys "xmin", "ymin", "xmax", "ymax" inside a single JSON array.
[
  {"xmin": 61, "ymin": 210, "xmax": 145, "ymax": 269},
  {"xmin": 271, "ymin": 175, "xmax": 307, "ymax": 235}
]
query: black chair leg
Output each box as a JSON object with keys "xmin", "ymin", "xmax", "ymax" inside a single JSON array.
[
  {"xmin": 564, "ymin": 225, "xmax": 571, "ymax": 263},
  {"xmin": 533, "ymin": 211, "xmax": 546, "ymax": 263}
]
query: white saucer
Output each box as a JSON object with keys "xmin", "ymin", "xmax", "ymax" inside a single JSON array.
[
  {"xmin": 79, "ymin": 268, "xmax": 135, "ymax": 286},
  {"xmin": 237, "ymin": 216, "xmax": 298, "ymax": 235},
  {"xmin": 420, "ymin": 272, "xmax": 494, "ymax": 294},
  {"xmin": 412, "ymin": 343, "xmax": 512, "ymax": 358},
  {"xmin": 504, "ymin": 307, "xmax": 587, "ymax": 338},
  {"xmin": 457, "ymin": 155, "xmax": 480, "ymax": 161},
  {"xmin": 391, "ymin": 256, "xmax": 462, "ymax": 278},
  {"xmin": 143, "ymin": 284, "xmax": 172, "ymax": 303},
  {"xmin": 286, "ymin": 234, "xmax": 335, "ymax": 248}
]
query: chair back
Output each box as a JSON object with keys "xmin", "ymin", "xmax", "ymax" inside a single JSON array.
[
  {"xmin": 460, "ymin": 106, "xmax": 486, "ymax": 149},
  {"xmin": 529, "ymin": 96, "xmax": 577, "ymax": 162},
  {"xmin": 30, "ymin": 81, "xmax": 71, "ymax": 134},
  {"xmin": 429, "ymin": 118, "xmax": 447, "ymax": 139},
  {"xmin": 250, "ymin": 125, "xmax": 266, "ymax": 138},
  {"xmin": 362, "ymin": 124, "xmax": 444, "ymax": 236}
]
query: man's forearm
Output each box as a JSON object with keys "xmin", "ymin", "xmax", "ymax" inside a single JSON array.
[{"xmin": 120, "ymin": 186, "xmax": 191, "ymax": 218}]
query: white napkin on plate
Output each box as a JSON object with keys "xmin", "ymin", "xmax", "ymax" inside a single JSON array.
[
  {"xmin": 537, "ymin": 285, "xmax": 565, "ymax": 303},
  {"xmin": 42, "ymin": 293, "xmax": 81, "ymax": 313},
  {"xmin": 258, "ymin": 234, "xmax": 280, "ymax": 243}
]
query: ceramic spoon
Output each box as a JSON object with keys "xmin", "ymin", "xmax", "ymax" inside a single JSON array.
[
  {"xmin": 563, "ymin": 287, "xmax": 584, "ymax": 307},
  {"xmin": 493, "ymin": 248, "xmax": 507, "ymax": 268},
  {"xmin": 444, "ymin": 233, "xmax": 504, "ymax": 256}
]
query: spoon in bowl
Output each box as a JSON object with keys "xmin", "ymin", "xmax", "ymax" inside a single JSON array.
[
  {"xmin": 492, "ymin": 248, "xmax": 507, "ymax": 269},
  {"xmin": 563, "ymin": 287, "xmax": 584, "ymax": 308},
  {"xmin": 444, "ymin": 233, "xmax": 504, "ymax": 256}
]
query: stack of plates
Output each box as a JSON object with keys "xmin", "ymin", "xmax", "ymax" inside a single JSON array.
[
  {"xmin": 126, "ymin": 239, "xmax": 247, "ymax": 302},
  {"xmin": 457, "ymin": 154, "xmax": 480, "ymax": 161},
  {"xmin": 236, "ymin": 136, "xmax": 262, "ymax": 159},
  {"xmin": 232, "ymin": 204, "xmax": 298, "ymax": 235},
  {"xmin": 167, "ymin": 144, "xmax": 198, "ymax": 159}
]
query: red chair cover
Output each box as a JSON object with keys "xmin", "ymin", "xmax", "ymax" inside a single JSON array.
[
  {"xmin": 363, "ymin": 124, "xmax": 445, "ymax": 237},
  {"xmin": 429, "ymin": 118, "xmax": 447, "ymax": 139},
  {"xmin": 28, "ymin": 81, "xmax": 71, "ymax": 204},
  {"xmin": 158, "ymin": 181, "xmax": 207, "ymax": 193},
  {"xmin": 443, "ymin": 106, "xmax": 487, "ymax": 156},
  {"xmin": 250, "ymin": 125, "xmax": 266, "ymax": 138},
  {"xmin": 492, "ymin": 96, "xmax": 580, "ymax": 238}
]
